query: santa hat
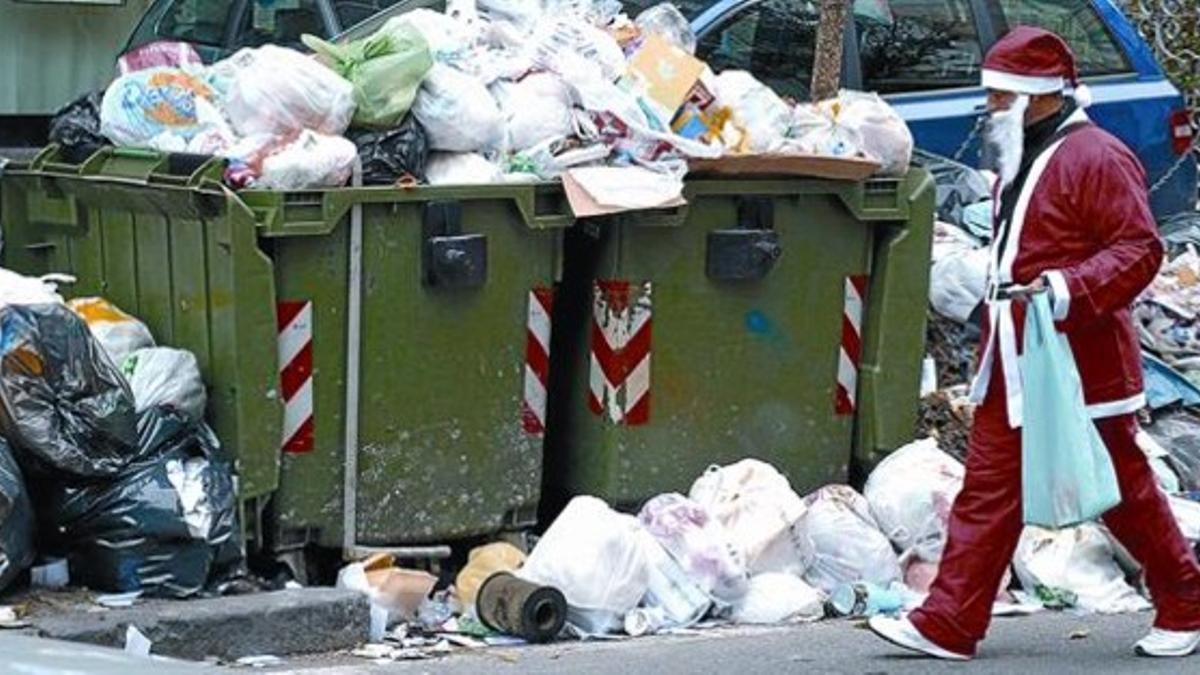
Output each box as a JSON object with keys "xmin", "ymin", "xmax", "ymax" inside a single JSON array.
[{"xmin": 981, "ymin": 26, "xmax": 1092, "ymax": 108}]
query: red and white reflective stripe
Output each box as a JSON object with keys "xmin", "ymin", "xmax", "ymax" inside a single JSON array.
[
  {"xmin": 278, "ymin": 300, "xmax": 315, "ymax": 453},
  {"xmin": 522, "ymin": 288, "xmax": 554, "ymax": 436},
  {"xmin": 835, "ymin": 275, "xmax": 867, "ymax": 416},
  {"xmin": 588, "ymin": 280, "xmax": 652, "ymax": 426}
]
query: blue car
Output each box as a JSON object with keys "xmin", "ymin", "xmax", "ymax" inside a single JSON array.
[{"xmin": 126, "ymin": 0, "xmax": 1195, "ymax": 218}]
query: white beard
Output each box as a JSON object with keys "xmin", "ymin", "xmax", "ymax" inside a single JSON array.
[{"xmin": 983, "ymin": 95, "xmax": 1029, "ymax": 190}]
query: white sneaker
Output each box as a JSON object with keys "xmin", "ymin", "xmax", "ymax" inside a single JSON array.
[
  {"xmin": 1135, "ymin": 628, "xmax": 1200, "ymax": 657},
  {"xmin": 867, "ymin": 615, "xmax": 971, "ymax": 661}
]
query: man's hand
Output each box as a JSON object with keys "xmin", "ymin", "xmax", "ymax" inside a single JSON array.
[{"xmin": 1008, "ymin": 276, "xmax": 1049, "ymax": 302}]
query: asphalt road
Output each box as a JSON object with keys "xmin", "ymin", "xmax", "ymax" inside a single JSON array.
[{"xmin": 278, "ymin": 610, "xmax": 1193, "ymax": 674}]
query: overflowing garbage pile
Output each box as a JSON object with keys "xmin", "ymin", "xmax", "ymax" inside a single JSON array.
[
  {"xmin": 0, "ymin": 269, "xmax": 242, "ymax": 600},
  {"xmin": 50, "ymin": 1, "xmax": 912, "ymax": 200}
]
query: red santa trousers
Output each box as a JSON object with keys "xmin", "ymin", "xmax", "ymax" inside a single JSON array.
[{"xmin": 909, "ymin": 369, "xmax": 1200, "ymax": 656}]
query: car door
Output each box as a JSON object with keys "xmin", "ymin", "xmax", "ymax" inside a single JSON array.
[{"xmin": 854, "ymin": 0, "xmax": 993, "ymax": 164}]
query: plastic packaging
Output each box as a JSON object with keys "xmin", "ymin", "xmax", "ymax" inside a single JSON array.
[
  {"xmin": 833, "ymin": 90, "xmax": 914, "ymax": 176},
  {"xmin": 688, "ymin": 459, "xmax": 807, "ymax": 576},
  {"xmin": 913, "ymin": 150, "xmax": 993, "ymax": 232},
  {"xmin": 351, "ymin": 116, "xmax": 430, "ymax": 186},
  {"xmin": 526, "ymin": 16, "xmax": 628, "ymax": 87},
  {"xmin": 100, "ymin": 67, "xmax": 236, "ymax": 154},
  {"xmin": 478, "ymin": 0, "xmax": 545, "ymax": 29},
  {"xmin": 634, "ymin": 3, "xmax": 697, "ymax": 54},
  {"xmin": 122, "ymin": 347, "xmax": 207, "ymax": 424},
  {"xmin": 45, "ymin": 409, "xmax": 241, "ymax": 597},
  {"xmin": 1021, "ymin": 294, "xmax": 1122, "ymax": 528},
  {"xmin": 214, "ymin": 45, "xmax": 355, "ymax": 138},
  {"xmin": 638, "ymin": 493, "xmax": 749, "ymax": 602},
  {"xmin": 829, "ymin": 581, "xmax": 904, "ymax": 618},
  {"xmin": 641, "ymin": 536, "xmax": 712, "ymax": 627},
  {"xmin": 712, "ymin": 71, "xmax": 791, "ymax": 154},
  {"xmin": 794, "ymin": 485, "xmax": 902, "ymax": 595},
  {"xmin": 0, "ymin": 438, "xmax": 35, "ymax": 593},
  {"xmin": 1013, "ymin": 524, "xmax": 1151, "ymax": 614},
  {"xmin": 413, "ymin": 64, "xmax": 506, "ymax": 152},
  {"xmin": 304, "ymin": 24, "xmax": 433, "ymax": 130},
  {"xmin": 0, "ymin": 268, "xmax": 66, "ymax": 308},
  {"xmin": 518, "ymin": 496, "xmax": 651, "ymax": 634},
  {"xmin": 48, "ymin": 92, "xmax": 109, "ymax": 164},
  {"xmin": 0, "ymin": 303, "xmax": 138, "ymax": 479},
  {"xmin": 256, "ymin": 131, "xmax": 358, "ymax": 190},
  {"xmin": 117, "ymin": 41, "xmax": 203, "ymax": 75},
  {"xmin": 386, "ymin": 11, "xmax": 480, "ymax": 63},
  {"xmin": 863, "ymin": 438, "xmax": 964, "ymax": 562},
  {"xmin": 66, "ymin": 297, "xmax": 156, "ymax": 370},
  {"xmin": 730, "ymin": 573, "xmax": 824, "ymax": 624},
  {"xmin": 1145, "ymin": 410, "xmax": 1200, "ymax": 492},
  {"xmin": 427, "ymin": 152, "xmax": 505, "ymax": 185},
  {"xmin": 929, "ymin": 237, "xmax": 990, "ymax": 323},
  {"xmin": 491, "ymin": 73, "xmax": 575, "ymax": 152}
]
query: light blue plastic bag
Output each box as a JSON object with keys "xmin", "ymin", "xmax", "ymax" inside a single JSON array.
[{"xmin": 1020, "ymin": 293, "xmax": 1122, "ymax": 528}]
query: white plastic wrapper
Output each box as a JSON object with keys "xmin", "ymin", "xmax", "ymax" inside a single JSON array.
[
  {"xmin": 634, "ymin": 3, "xmax": 697, "ymax": 54},
  {"xmin": 427, "ymin": 152, "xmax": 504, "ymax": 185},
  {"xmin": 526, "ymin": 16, "xmax": 628, "ymax": 87},
  {"xmin": 929, "ymin": 223, "xmax": 990, "ymax": 323},
  {"xmin": 413, "ymin": 64, "xmax": 506, "ymax": 152},
  {"xmin": 835, "ymin": 90, "xmax": 914, "ymax": 176},
  {"xmin": 100, "ymin": 68, "xmax": 236, "ymax": 154},
  {"xmin": 491, "ymin": 73, "xmax": 575, "ymax": 152},
  {"xmin": 639, "ymin": 493, "xmax": 749, "ymax": 602},
  {"xmin": 731, "ymin": 572, "xmax": 824, "ymax": 624},
  {"xmin": 864, "ymin": 438, "xmax": 965, "ymax": 562},
  {"xmin": 712, "ymin": 71, "xmax": 792, "ymax": 154},
  {"xmin": 0, "ymin": 268, "xmax": 66, "ymax": 308},
  {"xmin": 794, "ymin": 485, "xmax": 902, "ymax": 594},
  {"xmin": 689, "ymin": 459, "xmax": 808, "ymax": 575},
  {"xmin": 214, "ymin": 45, "xmax": 355, "ymax": 138},
  {"xmin": 518, "ymin": 496, "xmax": 651, "ymax": 634},
  {"xmin": 66, "ymin": 297, "xmax": 155, "ymax": 368},
  {"xmin": 387, "ymin": 10, "xmax": 480, "ymax": 62},
  {"xmin": 123, "ymin": 347, "xmax": 207, "ymax": 424},
  {"xmin": 257, "ymin": 131, "xmax": 357, "ymax": 190},
  {"xmin": 478, "ymin": 0, "xmax": 545, "ymax": 29},
  {"xmin": 1014, "ymin": 524, "xmax": 1151, "ymax": 614}
]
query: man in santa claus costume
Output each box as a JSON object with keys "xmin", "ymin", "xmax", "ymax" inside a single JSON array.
[{"xmin": 869, "ymin": 26, "xmax": 1200, "ymax": 660}]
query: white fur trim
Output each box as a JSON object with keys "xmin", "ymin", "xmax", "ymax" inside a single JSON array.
[
  {"xmin": 981, "ymin": 69, "xmax": 1065, "ymax": 95},
  {"xmin": 1087, "ymin": 393, "xmax": 1146, "ymax": 419},
  {"xmin": 1073, "ymin": 83, "xmax": 1093, "ymax": 108},
  {"xmin": 1044, "ymin": 270, "xmax": 1071, "ymax": 321}
]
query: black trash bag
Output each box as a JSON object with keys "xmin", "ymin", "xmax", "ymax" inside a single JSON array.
[
  {"xmin": 1145, "ymin": 408, "xmax": 1200, "ymax": 493},
  {"xmin": 41, "ymin": 408, "xmax": 242, "ymax": 598},
  {"xmin": 350, "ymin": 115, "xmax": 429, "ymax": 185},
  {"xmin": 48, "ymin": 92, "xmax": 110, "ymax": 164},
  {"xmin": 1161, "ymin": 211, "xmax": 1200, "ymax": 258},
  {"xmin": 912, "ymin": 149, "xmax": 992, "ymax": 229},
  {"xmin": 0, "ymin": 303, "xmax": 138, "ymax": 479},
  {"xmin": 0, "ymin": 438, "xmax": 35, "ymax": 593}
]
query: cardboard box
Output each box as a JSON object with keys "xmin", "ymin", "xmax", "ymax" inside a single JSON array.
[{"xmin": 626, "ymin": 34, "xmax": 707, "ymax": 123}]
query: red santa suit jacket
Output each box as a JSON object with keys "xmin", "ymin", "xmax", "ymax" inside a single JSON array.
[{"xmin": 970, "ymin": 106, "xmax": 1164, "ymax": 427}]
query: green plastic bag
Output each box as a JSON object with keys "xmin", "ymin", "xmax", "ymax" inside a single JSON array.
[
  {"xmin": 303, "ymin": 23, "xmax": 432, "ymax": 130},
  {"xmin": 1019, "ymin": 293, "xmax": 1122, "ymax": 528}
]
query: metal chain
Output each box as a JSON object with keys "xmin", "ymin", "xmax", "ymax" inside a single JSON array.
[
  {"xmin": 951, "ymin": 115, "xmax": 986, "ymax": 163},
  {"xmin": 1148, "ymin": 136, "xmax": 1200, "ymax": 196}
]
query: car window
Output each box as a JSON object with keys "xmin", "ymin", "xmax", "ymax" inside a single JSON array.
[
  {"xmin": 694, "ymin": 0, "xmax": 821, "ymax": 101},
  {"xmin": 857, "ymin": 0, "xmax": 985, "ymax": 94},
  {"xmin": 333, "ymin": 0, "xmax": 410, "ymax": 32},
  {"xmin": 995, "ymin": 0, "xmax": 1131, "ymax": 76},
  {"xmin": 234, "ymin": 0, "xmax": 327, "ymax": 50},
  {"xmin": 151, "ymin": 0, "xmax": 241, "ymax": 47}
]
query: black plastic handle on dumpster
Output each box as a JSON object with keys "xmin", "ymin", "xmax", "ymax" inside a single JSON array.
[
  {"xmin": 706, "ymin": 197, "xmax": 783, "ymax": 282},
  {"xmin": 423, "ymin": 201, "xmax": 488, "ymax": 288}
]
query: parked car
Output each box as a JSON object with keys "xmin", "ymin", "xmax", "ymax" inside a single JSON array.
[{"xmin": 124, "ymin": 0, "xmax": 1196, "ymax": 219}]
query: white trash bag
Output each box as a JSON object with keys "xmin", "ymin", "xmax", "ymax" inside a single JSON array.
[
  {"xmin": 426, "ymin": 152, "xmax": 504, "ymax": 185},
  {"xmin": 65, "ymin": 297, "xmax": 155, "ymax": 368},
  {"xmin": 1014, "ymin": 524, "xmax": 1151, "ymax": 614},
  {"xmin": 730, "ymin": 572, "xmax": 824, "ymax": 624},
  {"xmin": 0, "ymin": 268, "xmax": 67, "ymax": 308},
  {"xmin": 639, "ymin": 493, "xmax": 749, "ymax": 602},
  {"xmin": 122, "ymin": 347, "xmax": 206, "ymax": 424},
  {"xmin": 829, "ymin": 90, "xmax": 913, "ymax": 176},
  {"xmin": 712, "ymin": 71, "xmax": 791, "ymax": 154},
  {"xmin": 214, "ymin": 45, "xmax": 355, "ymax": 138},
  {"xmin": 413, "ymin": 64, "xmax": 506, "ymax": 152},
  {"xmin": 491, "ymin": 73, "xmax": 575, "ymax": 152},
  {"xmin": 794, "ymin": 485, "xmax": 902, "ymax": 594},
  {"xmin": 930, "ymin": 237, "xmax": 990, "ymax": 323},
  {"xmin": 688, "ymin": 459, "xmax": 807, "ymax": 575},
  {"xmin": 864, "ymin": 438, "xmax": 964, "ymax": 562},
  {"xmin": 518, "ymin": 496, "xmax": 651, "ymax": 634},
  {"xmin": 257, "ymin": 131, "xmax": 357, "ymax": 190}
]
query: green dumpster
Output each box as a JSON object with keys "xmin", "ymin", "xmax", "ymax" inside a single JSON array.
[
  {"xmin": 0, "ymin": 146, "xmax": 571, "ymax": 558},
  {"xmin": 544, "ymin": 170, "xmax": 935, "ymax": 510}
]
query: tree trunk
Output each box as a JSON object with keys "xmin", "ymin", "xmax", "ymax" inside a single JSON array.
[{"xmin": 811, "ymin": 0, "xmax": 850, "ymax": 102}]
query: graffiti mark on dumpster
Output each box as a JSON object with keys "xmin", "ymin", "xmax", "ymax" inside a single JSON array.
[
  {"xmin": 522, "ymin": 288, "xmax": 554, "ymax": 436},
  {"xmin": 589, "ymin": 280, "xmax": 652, "ymax": 426},
  {"xmin": 835, "ymin": 275, "xmax": 868, "ymax": 416},
  {"xmin": 278, "ymin": 300, "xmax": 315, "ymax": 453}
]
